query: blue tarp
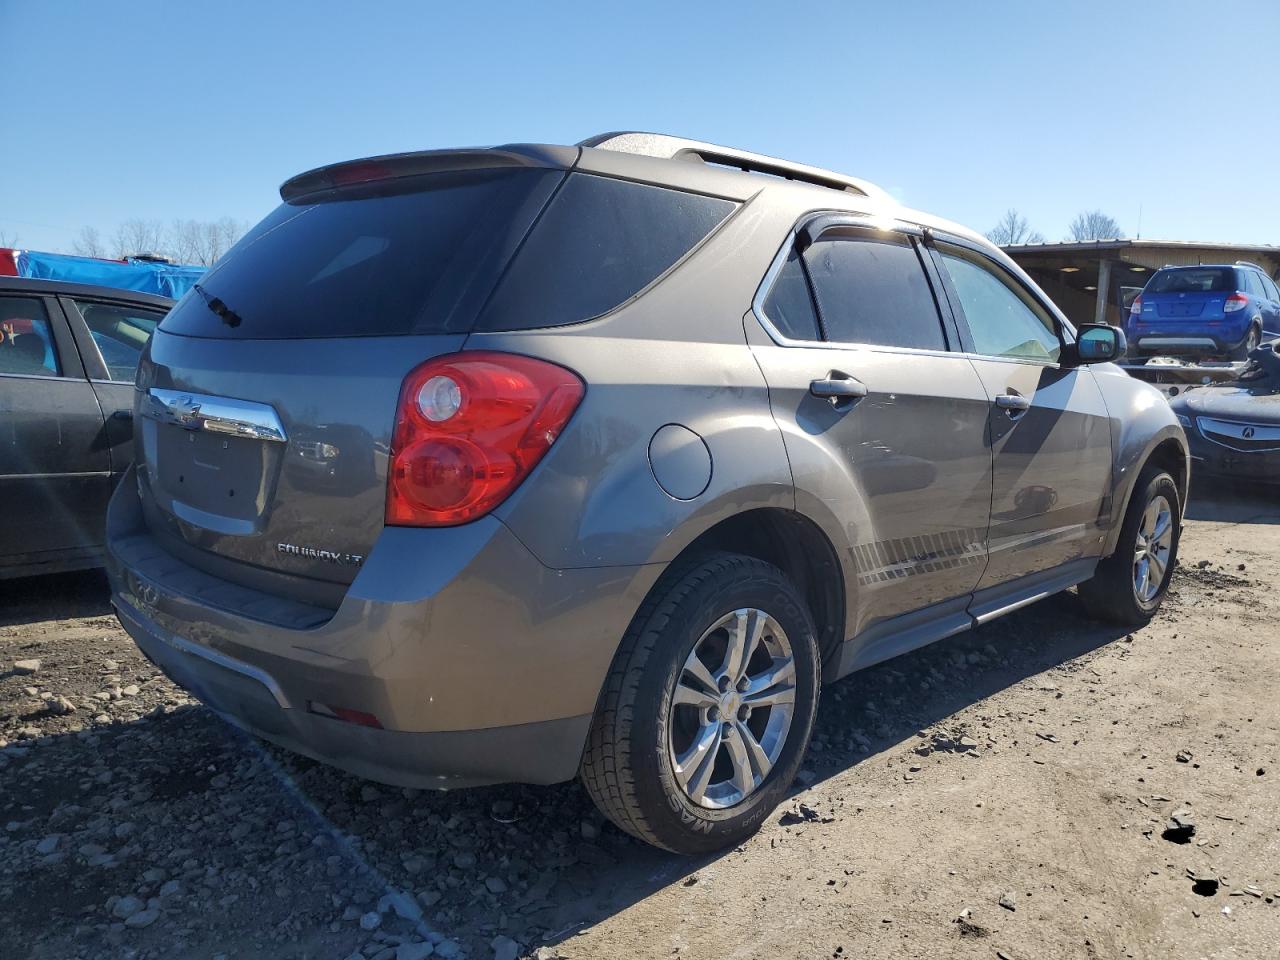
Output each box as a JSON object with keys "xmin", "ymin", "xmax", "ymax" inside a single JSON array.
[{"xmin": 17, "ymin": 250, "xmax": 205, "ymax": 299}]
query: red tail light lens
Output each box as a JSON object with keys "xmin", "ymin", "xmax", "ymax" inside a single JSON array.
[
  {"xmin": 1224, "ymin": 293, "xmax": 1249, "ymax": 313},
  {"xmin": 1129, "ymin": 294, "xmax": 1142, "ymax": 317},
  {"xmin": 386, "ymin": 352, "xmax": 584, "ymax": 526}
]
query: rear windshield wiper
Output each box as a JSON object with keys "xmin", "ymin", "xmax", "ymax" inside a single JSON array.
[{"xmin": 193, "ymin": 283, "xmax": 243, "ymax": 329}]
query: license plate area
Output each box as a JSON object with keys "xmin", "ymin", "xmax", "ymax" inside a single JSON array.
[{"xmin": 151, "ymin": 422, "xmax": 278, "ymax": 525}]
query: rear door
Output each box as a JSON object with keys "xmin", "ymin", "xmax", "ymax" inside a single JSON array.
[
  {"xmin": 928, "ymin": 239, "xmax": 1113, "ymax": 588},
  {"xmin": 0, "ymin": 291, "xmax": 111, "ymax": 564},
  {"xmin": 60, "ymin": 294, "xmax": 169, "ymax": 474},
  {"xmin": 748, "ymin": 219, "xmax": 993, "ymax": 639}
]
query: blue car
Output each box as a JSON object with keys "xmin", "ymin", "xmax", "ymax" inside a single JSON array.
[{"xmin": 1127, "ymin": 262, "xmax": 1280, "ymax": 361}]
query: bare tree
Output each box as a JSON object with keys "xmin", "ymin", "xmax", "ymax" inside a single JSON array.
[
  {"xmin": 72, "ymin": 225, "xmax": 108, "ymax": 258},
  {"xmin": 73, "ymin": 217, "xmax": 248, "ymax": 265},
  {"xmin": 986, "ymin": 209, "xmax": 1045, "ymax": 246},
  {"xmin": 0, "ymin": 229, "xmax": 18, "ymax": 248},
  {"xmin": 113, "ymin": 218, "xmax": 168, "ymax": 259},
  {"xmin": 192, "ymin": 217, "xmax": 246, "ymax": 266},
  {"xmin": 1067, "ymin": 210, "xmax": 1124, "ymax": 242}
]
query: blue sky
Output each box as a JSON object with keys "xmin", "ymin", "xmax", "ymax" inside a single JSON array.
[{"xmin": 3, "ymin": 0, "xmax": 1278, "ymax": 253}]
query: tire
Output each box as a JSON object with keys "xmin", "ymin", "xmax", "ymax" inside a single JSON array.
[
  {"xmin": 1230, "ymin": 323, "xmax": 1261, "ymax": 362},
  {"xmin": 580, "ymin": 554, "xmax": 821, "ymax": 854},
  {"xmin": 1078, "ymin": 466, "xmax": 1181, "ymax": 627}
]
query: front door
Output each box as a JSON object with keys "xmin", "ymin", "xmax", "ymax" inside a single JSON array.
[
  {"xmin": 0, "ymin": 293, "xmax": 112, "ymax": 565},
  {"xmin": 929, "ymin": 241, "xmax": 1114, "ymax": 588},
  {"xmin": 747, "ymin": 221, "xmax": 994, "ymax": 640}
]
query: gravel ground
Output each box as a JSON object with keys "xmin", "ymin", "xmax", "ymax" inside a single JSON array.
[{"xmin": 2, "ymin": 482, "xmax": 1278, "ymax": 960}]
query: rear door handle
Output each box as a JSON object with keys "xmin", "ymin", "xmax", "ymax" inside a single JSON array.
[
  {"xmin": 995, "ymin": 392, "xmax": 1031, "ymax": 415},
  {"xmin": 810, "ymin": 375, "xmax": 868, "ymax": 401}
]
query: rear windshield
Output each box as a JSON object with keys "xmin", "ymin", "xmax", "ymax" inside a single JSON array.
[
  {"xmin": 1147, "ymin": 267, "xmax": 1237, "ymax": 294},
  {"xmin": 160, "ymin": 167, "xmax": 735, "ymax": 340},
  {"xmin": 159, "ymin": 168, "xmax": 562, "ymax": 339}
]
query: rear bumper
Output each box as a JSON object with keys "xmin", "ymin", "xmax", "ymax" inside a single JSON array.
[
  {"xmin": 1130, "ymin": 328, "xmax": 1251, "ymax": 356},
  {"xmin": 116, "ymin": 598, "xmax": 590, "ymax": 788},
  {"xmin": 106, "ymin": 467, "xmax": 663, "ymax": 788}
]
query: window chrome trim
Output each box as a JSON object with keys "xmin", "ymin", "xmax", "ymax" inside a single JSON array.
[
  {"xmin": 750, "ymin": 214, "xmax": 1050, "ymax": 364},
  {"xmin": 0, "ymin": 370, "xmax": 78, "ymax": 383},
  {"xmin": 142, "ymin": 388, "xmax": 288, "ymax": 443}
]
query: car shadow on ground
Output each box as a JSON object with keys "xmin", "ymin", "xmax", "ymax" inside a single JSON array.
[
  {"xmin": 1185, "ymin": 479, "xmax": 1279, "ymax": 525},
  {"xmin": 2, "ymin": 576, "xmax": 1132, "ymax": 958},
  {"xmin": 0, "ymin": 569, "xmax": 114, "ymax": 629}
]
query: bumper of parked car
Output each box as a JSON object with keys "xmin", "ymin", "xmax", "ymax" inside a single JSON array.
[
  {"xmin": 1128, "ymin": 325, "xmax": 1251, "ymax": 356},
  {"xmin": 1183, "ymin": 424, "xmax": 1280, "ymax": 485},
  {"xmin": 105, "ymin": 468, "xmax": 660, "ymax": 789}
]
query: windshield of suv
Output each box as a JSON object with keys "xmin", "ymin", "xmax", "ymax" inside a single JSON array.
[{"xmin": 1146, "ymin": 267, "xmax": 1236, "ymax": 294}]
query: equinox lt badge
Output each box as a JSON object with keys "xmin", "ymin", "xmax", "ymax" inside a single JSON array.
[{"xmin": 277, "ymin": 543, "xmax": 365, "ymax": 566}]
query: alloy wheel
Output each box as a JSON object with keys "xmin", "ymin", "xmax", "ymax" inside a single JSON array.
[
  {"xmin": 1133, "ymin": 494, "xmax": 1174, "ymax": 604},
  {"xmin": 667, "ymin": 608, "xmax": 796, "ymax": 809}
]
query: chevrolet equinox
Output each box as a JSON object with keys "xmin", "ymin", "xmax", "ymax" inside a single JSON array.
[{"xmin": 107, "ymin": 133, "xmax": 1189, "ymax": 853}]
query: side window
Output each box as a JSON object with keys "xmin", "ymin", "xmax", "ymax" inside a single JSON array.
[
  {"xmin": 73, "ymin": 299, "xmax": 164, "ymax": 381},
  {"xmin": 761, "ymin": 250, "xmax": 821, "ymax": 341},
  {"xmin": 938, "ymin": 249, "xmax": 1061, "ymax": 362},
  {"xmin": 1241, "ymin": 271, "xmax": 1261, "ymax": 297},
  {"xmin": 1262, "ymin": 274, "xmax": 1280, "ymax": 301},
  {"xmin": 802, "ymin": 234, "xmax": 948, "ymax": 351},
  {"xmin": 0, "ymin": 297, "xmax": 61, "ymax": 378}
]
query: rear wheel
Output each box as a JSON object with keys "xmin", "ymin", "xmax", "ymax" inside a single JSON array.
[
  {"xmin": 580, "ymin": 554, "xmax": 820, "ymax": 854},
  {"xmin": 1230, "ymin": 323, "xmax": 1262, "ymax": 361},
  {"xmin": 1078, "ymin": 465, "xmax": 1181, "ymax": 627}
]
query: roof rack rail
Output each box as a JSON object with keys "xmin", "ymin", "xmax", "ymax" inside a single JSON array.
[
  {"xmin": 1235, "ymin": 260, "xmax": 1265, "ymax": 271},
  {"xmin": 580, "ymin": 132, "xmax": 890, "ymax": 201}
]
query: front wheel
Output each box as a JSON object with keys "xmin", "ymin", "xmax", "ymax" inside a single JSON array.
[
  {"xmin": 580, "ymin": 554, "xmax": 820, "ymax": 854},
  {"xmin": 1078, "ymin": 466, "xmax": 1181, "ymax": 627}
]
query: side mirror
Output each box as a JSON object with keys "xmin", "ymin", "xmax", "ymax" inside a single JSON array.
[{"xmin": 1069, "ymin": 324, "xmax": 1126, "ymax": 365}]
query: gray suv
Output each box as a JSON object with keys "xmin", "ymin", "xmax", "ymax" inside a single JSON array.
[{"xmin": 106, "ymin": 133, "xmax": 1189, "ymax": 854}]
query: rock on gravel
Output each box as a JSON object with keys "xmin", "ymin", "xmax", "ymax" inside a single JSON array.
[
  {"xmin": 112, "ymin": 895, "xmax": 145, "ymax": 920},
  {"xmin": 125, "ymin": 908, "xmax": 161, "ymax": 929},
  {"xmin": 12, "ymin": 659, "xmax": 41, "ymax": 675}
]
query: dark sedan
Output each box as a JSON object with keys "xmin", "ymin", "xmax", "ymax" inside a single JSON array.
[
  {"xmin": 1170, "ymin": 341, "xmax": 1280, "ymax": 485},
  {"xmin": 1, "ymin": 277, "xmax": 171, "ymax": 578}
]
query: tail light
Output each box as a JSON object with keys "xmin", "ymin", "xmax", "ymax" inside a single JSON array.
[
  {"xmin": 386, "ymin": 352, "xmax": 584, "ymax": 526},
  {"xmin": 1129, "ymin": 294, "xmax": 1143, "ymax": 319},
  {"xmin": 1224, "ymin": 293, "xmax": 1249, "ymax": 313}
]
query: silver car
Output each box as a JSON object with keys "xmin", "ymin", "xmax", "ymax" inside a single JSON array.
[{"xmin": 107, "ymin": 133, "xmax": 1189, "ymax": 854}]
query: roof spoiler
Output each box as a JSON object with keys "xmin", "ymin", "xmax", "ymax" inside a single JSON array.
[
  {"xmin": 279, "ymin": 145, "xmax": 579, "ymax": 201},
  {"xmin": 580, "ymin": 131, "xmax": 890, "ymax": 201}
]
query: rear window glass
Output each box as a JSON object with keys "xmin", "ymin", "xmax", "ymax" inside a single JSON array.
[
  {"xmin": 476, "ymin": 174, "xmax": 735, "ymax": 331},
  {"xmin": 762, "ymin": 251, "xmax": 821, "ymax": 341},
  {"xmin": 73, "ymin": 299, "xmax": 165, "ymax": 381},
  {"xmin": 804, "ymin": 235, "xmax": 947, "ymax": 351},
  {"xmin": 159, "ymin": 169, "xmax": 561, "ymax": 339},
  {"xmin": 1147, "ymin": 267, "xmax": 1236, "ymax": 294}
]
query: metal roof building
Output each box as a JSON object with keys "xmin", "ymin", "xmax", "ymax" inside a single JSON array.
[{"xmin": 1002, "ymin": 239, "xmax": 1280, "ymax": 328}]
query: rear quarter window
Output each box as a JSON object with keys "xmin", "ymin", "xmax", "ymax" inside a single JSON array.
[{"xmin": 476, "ymin": 174, "xmax": 735, "ymax": 331}]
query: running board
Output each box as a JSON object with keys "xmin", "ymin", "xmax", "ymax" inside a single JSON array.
[{"xmin": 830, "ymin": 559, "xmax": 1097, "ymax": 681}]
